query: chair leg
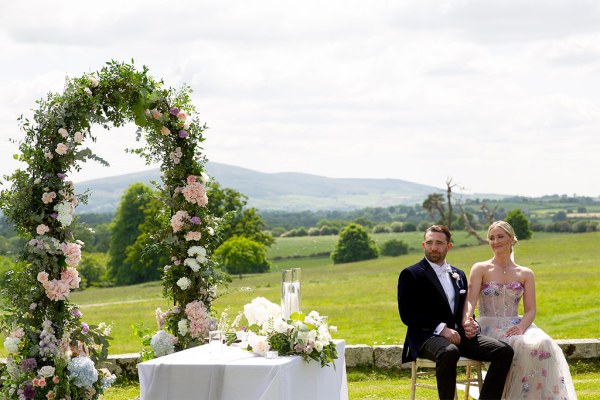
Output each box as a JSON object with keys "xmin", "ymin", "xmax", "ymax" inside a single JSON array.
[
  {"xmin": 464, "ymin": 366, "xmax": 471, "ymax": 400},
  {"xmin": 476, "ymin": 364, "xmax": 483, "ymax": 392},
  {"xmin": 410, "ymin": 362, "xmax": 417, "ymax": 400}
]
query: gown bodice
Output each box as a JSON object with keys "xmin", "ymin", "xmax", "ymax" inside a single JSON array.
[{"xmin": 478, "ymin": 281, "xmax": 524, "ymax": 318}]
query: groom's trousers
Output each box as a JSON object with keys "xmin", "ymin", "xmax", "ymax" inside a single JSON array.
[{"xmin": 419, "ymin": 334, "xmax": 514, "ymax": 400}]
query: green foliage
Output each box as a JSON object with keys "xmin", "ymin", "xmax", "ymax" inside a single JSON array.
[
  {"xmin": 0, "ymin": 60, "xmax": 228, "ymax": 397},
  {"xmin": 214, "ymin": 236, "xmax": 270, "ymax": 275},
  {"xmin": 331, "ymin": 223, "xmax": 379, "ymax": 264},
  {"xmin": 77, "ymin": 252, "xmax": 109, "ymax": 288},
  {"xmin": 380, "ymin": 239, "xmax": 409, "ymax": 257},
  {"xmin": 107, "ymin": 183, "xmax": 155, "ymax": 285},
  {"xmin": 505, "ymin": 209, "xmax": 533, "ymax": 240}
]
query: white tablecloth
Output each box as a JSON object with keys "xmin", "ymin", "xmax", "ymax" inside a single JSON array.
[{"xmin": 138, "ymin": 339, "xmax": 348, "ymax": 400}]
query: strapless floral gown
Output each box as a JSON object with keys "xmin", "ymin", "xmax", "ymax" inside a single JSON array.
[{"xmin": 478, "ymin": 281, "xmax": 577, "ymax": 399}]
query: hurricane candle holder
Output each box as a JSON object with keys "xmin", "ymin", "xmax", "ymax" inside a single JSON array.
[
  {"xmin": 281, "ymin": 269, "xmax": 292, "ymax": 319},
  {"xmin": 291, "ymin": 268, "xmax": 302, "ymax": 315}
]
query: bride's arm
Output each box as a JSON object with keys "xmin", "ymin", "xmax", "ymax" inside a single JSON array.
[
  {"xmin": 518, "ymin": 268, "xmax": 537, "ymax": 332},
  {"xmin": 463, "ymin": 263, "xmax": 484, "ymax": 324}
]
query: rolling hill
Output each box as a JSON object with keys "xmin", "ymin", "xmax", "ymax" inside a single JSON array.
[{"xmin": 73, "ymin": 162, "xmax": 496, "ymax": 213}]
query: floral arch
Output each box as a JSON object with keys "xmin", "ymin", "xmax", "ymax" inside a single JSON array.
[{"xmin": 0, "ymin": 61, "xmax": 227, "ymax": 399}]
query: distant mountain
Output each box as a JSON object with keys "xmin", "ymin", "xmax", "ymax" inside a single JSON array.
[{"xmin": 73, "ymin": 162, "xmax": 470, "ymax": 213}]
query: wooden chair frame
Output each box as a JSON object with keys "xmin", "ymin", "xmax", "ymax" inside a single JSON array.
[{"xmin": 410, "ymin": 357, "xmax": 484, "ymax": 400}]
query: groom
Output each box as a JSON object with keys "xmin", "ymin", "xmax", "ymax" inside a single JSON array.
[{"xmin": 397, "ymin": 225, "xmax": 513, "ymax": 400}]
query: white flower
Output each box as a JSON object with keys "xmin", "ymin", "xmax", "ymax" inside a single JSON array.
[
  {"xmin": 55, "ymin": 200, "xmax": 75, "ymax": 227},
  {"xmin": 38, "ymin": 365, "xmax": 55, "ymax": 377},
  {"xmin": 58, "ymin": 128, "xmax": 69, "ymax": 138},
  {"xmin": 200, "ymin": 172, "xmax": 210, "ymax": 183},
  {"xmin": 4, "ymin": 337, "xmax": 20, "ymax": 353},
  {"xmin": 314, "ymin": 340, "xmax": 324, "ymax": 352},
  {"xmin": 243, "ymin": 297, "xmax": 281, "ymax": 327},
  {"xmin": 184, "ymin": 258, "xmax": 200, "ymax": 272},
  {"xmin": 247, "ymin": 333, "xmax": 270, "ymax": 356},
  {"xmin": 151, "ymin": 330, "xmax": 176, "ymax": 357},
  {"xmin": 90, "ymin": 77, "xmax": 99, "ymax": 87},
  {"xmin": 74, "ymin": 131, "xmax": 83, "ymax": 144},
  {"xmin": 178, "ymin": 319, "xmax": 189, "ymax": 336},
  {"xmin": 177, "ymin": 277, "xmax": 192, "ymax": 290},
  {"xmin": 273, "ymin": 318, "xmax": 290, "ymax": 334},
  {"xmin": 84, "ymin": 87, "xmax": 92, "ymax": 95}
]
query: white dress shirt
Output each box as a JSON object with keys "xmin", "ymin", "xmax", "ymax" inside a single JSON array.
[{"xmin": 426, "ymin": 258, "xmax": 456, "ymax": 335}]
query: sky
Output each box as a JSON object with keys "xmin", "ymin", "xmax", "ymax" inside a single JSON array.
[{"xmin": 1, "ymin": 0, "xmax": 599, "ymax": 198}]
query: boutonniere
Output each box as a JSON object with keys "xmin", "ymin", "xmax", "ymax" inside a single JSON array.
[{"xmin": 449, "ymin": 271, "xmax": 461, "ymax": 287}]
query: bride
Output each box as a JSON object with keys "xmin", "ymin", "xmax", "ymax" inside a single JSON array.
[{"xmin": 463, "ymin": 221, "xmax": 577, "ymax": 399}]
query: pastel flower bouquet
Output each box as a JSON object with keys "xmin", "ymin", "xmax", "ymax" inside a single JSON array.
[{"xmin": 228, "ymin": 297, "xmax": 338, "ymax": 367}]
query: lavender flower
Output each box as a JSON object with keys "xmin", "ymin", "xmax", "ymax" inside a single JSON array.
[
  {"xmin": 20, "ymin": 358, "xmax": 37, "ymax": 372},
  {"xmin": 169, "ymin": 107, "xmax": 180, "ymax": 116},
  {"xmin": 178, "ymin": 130, "xmax": 189, "ymax": 138}
]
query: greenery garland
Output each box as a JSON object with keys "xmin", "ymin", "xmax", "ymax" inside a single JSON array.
[{"xmin": 0, "ymin": 61, "xmax": 227, "ymax": 399}]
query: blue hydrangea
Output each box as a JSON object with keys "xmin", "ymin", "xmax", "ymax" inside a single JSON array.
[{"xmin": 67, "ymin": 356, "xmax": 98, "ymax": 388}]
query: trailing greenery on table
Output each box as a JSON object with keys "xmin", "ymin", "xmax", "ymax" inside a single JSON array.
[{"xmin": 0, "ymin": 60, "xmax": 228, "ymax": 399}]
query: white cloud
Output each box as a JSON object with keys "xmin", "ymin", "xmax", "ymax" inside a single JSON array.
[{"xmin": 0, "ymin": 0, "xmax": 598, "ymax": 197}]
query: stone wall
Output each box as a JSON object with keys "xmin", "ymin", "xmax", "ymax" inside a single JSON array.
[
  {"xmin": 344, "ymin": 339, "xmax": 600, "ymax": 369},
  {"xmin": 103, "ymin": 338, "xmax": 599, "ymax": 380}
]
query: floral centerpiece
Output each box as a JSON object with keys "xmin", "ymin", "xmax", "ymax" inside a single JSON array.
[{"xmin": 231, "ymin": 297, "xmax": 338, "ymax": 367}]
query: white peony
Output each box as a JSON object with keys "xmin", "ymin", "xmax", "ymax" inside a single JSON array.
[
  {"xmin": 177, "ymin": 277, "xmax": 191, "ymax": 290},
  {"xmin": 243, "ymin": 297, "xmax": 281, "ymax": 328},
  {"xmin": 273, "ymin": 318, "xmax": 290, "ymax": 334},
  {"xmin": 184, "ymin": 258, "xmax": 200, "ymax": 272}
]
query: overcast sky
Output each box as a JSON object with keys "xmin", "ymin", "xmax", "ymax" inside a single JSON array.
[{"xmin": 1, "ymin": 0, "xmax": 598, "ymax": 198}]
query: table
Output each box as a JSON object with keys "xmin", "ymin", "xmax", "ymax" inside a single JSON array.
[{"xmin": 138, "ymin": 340, "xmax": 348, "ymax": 400}]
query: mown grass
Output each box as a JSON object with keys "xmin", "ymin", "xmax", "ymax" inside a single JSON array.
[
  {"xmin": 64, "ymin": 231, "xmax": 600, "ymax": 356},
  {"xmin": 23, "ymin": 231, "xmax": 600, "ymax": 399}
]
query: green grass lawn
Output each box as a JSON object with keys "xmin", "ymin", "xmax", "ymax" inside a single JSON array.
[
  {"xmin": 63, "ymin": 231, "xmax": 600, "ymax": 356},
  {"xmin": 10, "ymin": 231, "xmax": 598, "ymax": 399}
]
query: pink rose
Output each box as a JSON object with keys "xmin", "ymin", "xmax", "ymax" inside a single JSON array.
[
  {"xmin": 160, "ymin": 126, "xmax": 171, "ymax": 136},
  {"xmin": 36, "ymin": 224, "xmax": 50, "ymax": 235},
  {"xmin": 42, "ymin": 192, "xmax": 57, "ymax": 204},
  {"xmin": 55, "ymin": 143, "xmax": 68, "ymax": 155},
  {"xmin": 177, "ymin": 112, "xmax": 187, "ymax": 121},
  {"xmin": 152, "ymin": 110, "xmax": 162, "ymax": 120},
  {"xmin": 184, "ymin": 231, "xmax": 202, "ymax": 241},
  {"xmin": 74, "ymin": 131, "xmax": 83, "ymax": 144},
  {"xmin": 58, "ymin": 128, "xmax": 69, "ymax": 138}
]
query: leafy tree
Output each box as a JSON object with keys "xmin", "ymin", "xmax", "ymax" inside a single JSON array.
[
  {"xmin": 206, "ymin": 181, "xmax": 274, "ymax": 247},
  {"xmin": 331, "ymin": 223, "xmax": 379, "ymax": 264},
  {"xmin": 78, "ymin": 252, "xmax": 110, "ymax": 288},
  {"xmin": 214, "ymin": 236, "xmax": 270, "ymax": 275},
  {"xmin": 422, "ymin": 193, "xmax": 447, "ymax": 225},
  {"xmin": 380, "ymin": 239, "xmax": 409, "ymax": 257},
  {"xmin": 552, "ymin": 211, "xmax": 568, "ymax": 222},
  {"xmin": 123, "ymin": 194, "xmax": 170, "ymax": 284},
  {"xmin": 107, "ymin": 183, "xmax": 155, "ymax": 285},
  {"xmin": 505, "ymin": 209, "xmax": 533, "ymax": 240}
]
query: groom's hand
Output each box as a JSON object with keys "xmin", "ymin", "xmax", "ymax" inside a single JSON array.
[
  {"xmin": 440, "ymin": 326, "xmax": 461, "ymax": 345},
  {"xmin": 463, "ymin": 317, "xmax": 478, "ymax": 339}
]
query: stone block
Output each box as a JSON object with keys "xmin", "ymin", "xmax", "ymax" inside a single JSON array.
[{"xmin": 345, "ymin": 344, "xmax": 373, "ymax": 367}]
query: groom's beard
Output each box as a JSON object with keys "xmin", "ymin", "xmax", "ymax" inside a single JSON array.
[{"xmin": 425, "ymin": 249, "xmax": 447, "ymax": 264}]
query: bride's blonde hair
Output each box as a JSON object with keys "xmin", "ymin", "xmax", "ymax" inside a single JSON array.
[{"xmin": 487, "ymin": 220, "xmax": 518, "ymax": 246}]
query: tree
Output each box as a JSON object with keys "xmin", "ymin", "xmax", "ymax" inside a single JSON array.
[
  {"xmin": 422, "ymin": 193, "xmax": 447, "ymax": 225},
  {"xmin": 331, "ymin": 223, "xmax": 379, "ymax": 264},
  {"xmin": 380, "ymin": 239, "xmax": 409, "ymax": 257},
  {"xmin": 107, "ymin": 183, "xmax": 155, "ymax": 285},
  {"xmin": 505, "ymin": 209, "xmax": 533, "ymax": 240},
  {"xmin": 214, "ymin": 236, "xmax": 270, "ymax": 275},
  {"xmin": 207, "ymin": 181, "xmax": 274, "ymax": 247}
]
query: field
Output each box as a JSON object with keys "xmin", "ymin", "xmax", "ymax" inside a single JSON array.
[
  {"xmin": 17, "ymin": 231, "xmax": 600, "ymax": 399},
  {"xmin": 62, "ymin": 231, "xmax": 600, "ymax": 356}
]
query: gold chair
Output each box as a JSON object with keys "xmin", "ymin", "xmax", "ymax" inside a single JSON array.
[{"xmin": 410, "ymin": 357, "xmax": 484, "ymax": 400}]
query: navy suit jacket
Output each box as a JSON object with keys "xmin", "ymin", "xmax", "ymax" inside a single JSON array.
[{"xmin": 397, "ymin": 257, "xmax": 468, "ymax": 363}]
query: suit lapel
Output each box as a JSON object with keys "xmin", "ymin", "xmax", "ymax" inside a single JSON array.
[{"xmin": 421, "ymin": 259, "xmax": 448, "ymax": 306}]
